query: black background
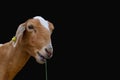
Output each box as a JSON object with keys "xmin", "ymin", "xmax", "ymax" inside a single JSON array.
[{"xmin": 0, "ymin": 1, "xmax": 98, "ymax": 80}]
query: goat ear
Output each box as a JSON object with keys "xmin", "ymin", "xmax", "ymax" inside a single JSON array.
[
  {"xmin": 48, "ymin": 21, "xmax": 54, "ymax": 33},
  {"xmin": 12, "ymin": 23, "xmax": 25, "ymax": 47}
]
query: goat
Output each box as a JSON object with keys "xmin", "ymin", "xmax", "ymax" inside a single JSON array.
[{"xmin": 0, "ymin": 16, "xmax": 54, "ymax": 80}]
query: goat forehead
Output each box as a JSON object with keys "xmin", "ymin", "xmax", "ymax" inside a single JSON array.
[{"xmin": 33, "ymin": 16, "xmax": 49, "ymax": 31}]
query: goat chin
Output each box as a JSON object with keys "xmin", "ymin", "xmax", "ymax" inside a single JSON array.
[
  {"xmin": 35, "ymin": 53, "xmax": 47, "ymax": 64},
  {"xmin": 36, "ymin": 57, "xmax": 46, "ymax": 64}
]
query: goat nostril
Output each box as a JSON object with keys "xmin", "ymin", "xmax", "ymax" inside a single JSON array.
[{"xmin": 45, "ymin": 48, "xmax": 52, "ymax": 58}]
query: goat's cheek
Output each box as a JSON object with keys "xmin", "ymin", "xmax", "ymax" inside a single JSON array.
[{"xmin": 30, "ymin": 35, "xmax": 37, "ymax": 44}]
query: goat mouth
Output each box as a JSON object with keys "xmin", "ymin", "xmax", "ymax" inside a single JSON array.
[{"xmin": 37, "ymin": 52, "xmax": 46, "ymax": 62}]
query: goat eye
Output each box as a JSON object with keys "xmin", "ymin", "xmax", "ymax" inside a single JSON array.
[{"xmin": 28, "ymin": 25, "xmax": 34, "ymax": 29}]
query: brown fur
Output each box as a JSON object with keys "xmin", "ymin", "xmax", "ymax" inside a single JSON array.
[{"xmin": 0, "ymin": 17, "xmax": 54, "ymax": 80}]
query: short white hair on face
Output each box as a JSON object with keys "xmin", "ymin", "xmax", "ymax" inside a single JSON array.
[
  {"xmin": 0, "ymin": 44, "xmax": 3, "ymax": 47},
  {"xmin": 33, "ymin": 16, "xmax": 49, "ymax": 31}
]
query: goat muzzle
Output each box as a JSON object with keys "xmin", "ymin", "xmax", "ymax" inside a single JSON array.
[{"xmin": 45, "ymin": 47, "xmax": 53, "ymax": 59}]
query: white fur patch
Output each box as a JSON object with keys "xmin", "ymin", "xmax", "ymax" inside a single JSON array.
[
  {"xmin": 0, "ymin": 44, "xmax": 3, "ymax": 47},
  {"xmin": 34, "ymin": 16, "xmax": 49, "ymax": 31}
]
